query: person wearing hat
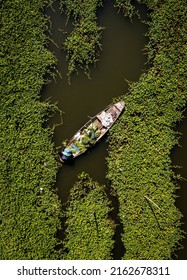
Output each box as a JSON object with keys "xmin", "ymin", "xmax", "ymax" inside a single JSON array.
[{"xmin": 60, "ymin": 147, "xmax": 73, "ymax": 161}]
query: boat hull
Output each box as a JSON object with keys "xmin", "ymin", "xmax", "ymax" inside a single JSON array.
[{"xmin": 59, "ymin": 101, "xmax": 125, "ymax": 162}]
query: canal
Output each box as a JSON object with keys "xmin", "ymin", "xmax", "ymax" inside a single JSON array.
[
  {"xmin": 43, "ymin": 0, "xmax": 148, "ymax": 200},
  {"xmin": 42, "ymin": 0, "xmax": 187, "ymax": 259}
]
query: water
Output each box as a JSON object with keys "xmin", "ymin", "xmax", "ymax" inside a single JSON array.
[
  {"xmin": 43, "ymin": 0, "xmax": 148, "ymax": 201},
  {"xmin": 42, "ymin": 0, "xmax": 187, "ymax": 259},
  {"xmin": 172, "ymin": 110, "xmax": 187, "ymax": 259}
]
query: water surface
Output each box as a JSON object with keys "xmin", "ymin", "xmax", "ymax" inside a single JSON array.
[
  {"xmin": 42, "ymin": 0, "xmax": 187, "ymax": 259},
  {"xmin": 172, "ymin": 110, "xmax": 187, "ymax": 259},
  {"xmin": 43, "ymin": 0, "xmax": 148, "ymax": 202}
]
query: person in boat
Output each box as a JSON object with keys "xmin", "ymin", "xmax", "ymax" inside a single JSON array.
[
  {"xmin": 81, "ymin": 126, "xmax": 97, "ymax": 147},
  {"xmin": 60, "ymin": 147, "xmax": 73, "ymax": 161}
]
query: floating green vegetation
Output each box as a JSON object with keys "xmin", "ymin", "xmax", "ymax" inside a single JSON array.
[
  {"xmin": 63, "ymin": 173, "xmax": 115, "ymax": 260},
  {"xmin": 115, "ymin": 0, "xmax": 136, "ymax": 18},
  {"xmin": 107, "ymin": 0, "xmax": 187, "ymax": 259},
  {"xmin": 0, "ymin": 0, "xmax": 62, "ymax": 259},
  {"xmin": 115, "ymin": 0, "xmax": 163, "ymax": 16},
  {"xmin": 60, "ymin": 0, "xmax": 104, "ymax": 79},
  {"xmin": 1, "ymin": 0, "xmax": 186, "ymax": 261}
]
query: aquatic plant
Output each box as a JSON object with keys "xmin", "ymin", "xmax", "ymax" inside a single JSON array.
[
  {"xmin": 115, "ymin": 0, "xmax": 164, "ymax": 16},
  {"xmin": 2, "ymin": 0, "xmax": 186, "ymax": 261},
  {"xmin": 0, "ymin": 0, "xmax": 63, "ymax": 259},
  {"xmin": 59, "ymin": 0, "xmax": 104, "ymax": 79},
  {"xmin": 63, "ymin": 173, "xmax": 115, "ymax": 259},
  {"xmin": 107, "ymin": 0, "xmax": 187, "ymax": 259},
  {"xmin": 115, "ymin": 0, "xmax": 136, "ymax": 18}
]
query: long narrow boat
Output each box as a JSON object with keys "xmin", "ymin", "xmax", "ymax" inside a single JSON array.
[{"xmin": 59, "ymin": 101, "xmax": 125, "ymax": 162}]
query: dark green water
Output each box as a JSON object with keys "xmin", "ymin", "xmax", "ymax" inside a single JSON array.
[
  {"xmin": 42, "ymin": 0, "xmax": 187, "ymax": 259},
  {"xmin": 171, "ymin": 110, "xmax": 187, "ymax": 260},
  {"xmin": 43, "ymin": 0, "xmax": 148, "ymax": 200}
]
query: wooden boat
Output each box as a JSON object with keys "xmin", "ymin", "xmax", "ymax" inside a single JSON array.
[{"xmin": 59, "ymin": 101, "xmax": 125, "ymax": 162}]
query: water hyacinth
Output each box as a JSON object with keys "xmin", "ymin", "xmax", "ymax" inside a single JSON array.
[
  {"xmin": 0, "ymin": 0, "xmax": 62, "ymax": 259},
  {"xmin": 1, "ymin": 0, "xmax": 187, "ymax": 261},
  {"xmin": 59, "ymin": 0, "xmax": 104, "ymax": 79},
  {"xmin": 107, "ymin": 0, "xmax": 187, "ymax": 259},
  {"xmin": 63, "ymin": 173, "xmax": 115, "ymax": 260}
]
